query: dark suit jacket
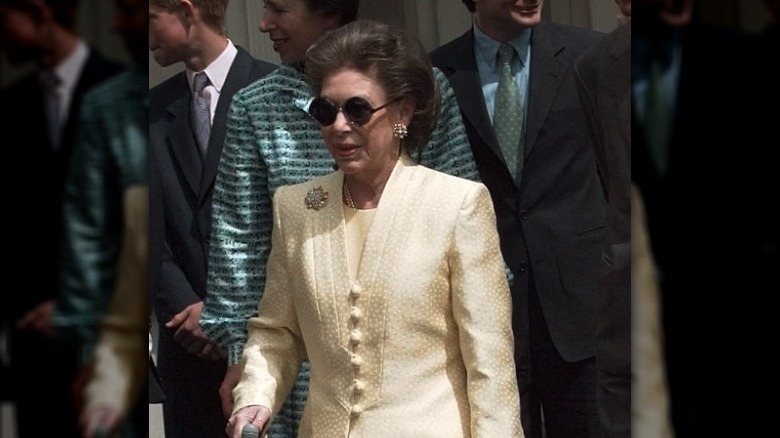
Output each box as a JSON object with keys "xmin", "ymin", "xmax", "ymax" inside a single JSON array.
[
  {"xmin": 574, "ymin": 21, "xmax": 631, "ymax": 437},
  {"xmin": 2, "ymin": 47, "xmax": 123, "ymax": 320},
  {"xmin": 631, "ymin": 23, "xmax": 749, "ymax": 436},
  {"xmin": 149, "ymin": 47, "xmax": 275, "ymax": 323},
  {"xmin": 430, "ymin": 21, "xmax": 605, "ymax": 363}
]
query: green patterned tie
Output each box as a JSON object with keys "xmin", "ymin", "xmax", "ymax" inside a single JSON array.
[
  {"xmin": 494, "ymin": 44, "xmax": 524, "ymax": 181},
  {"xmin": 645, "ymin": 58, "xmax": 671, "ymax": 177}
]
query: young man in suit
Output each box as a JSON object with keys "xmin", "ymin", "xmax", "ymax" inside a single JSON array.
[
  {"xmin": 573, "ymin": 1, "xmax": 631, "ymax": 436},
  {"xmin": 0, "ymin": 0, "xmax": 122, "ymax": 436},
  {"xmin": 148, "ymin": 0, "xmax": 276, "ymax": 436},
  {"xmin": 430, "ymin": 1, "xmax": 605, "ymax": 436}
]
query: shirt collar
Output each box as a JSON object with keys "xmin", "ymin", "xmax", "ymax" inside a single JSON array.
[
  {"xmin": 473, "ymin": 24, "xmax": 531, "ymax": 72},
  {"xmin": 51, "ymin": 39, "xmax": 89, "ymax": 92},
  {"xmin": 186, "ymin": 39, "xmax": 238, "ymax": 93}
]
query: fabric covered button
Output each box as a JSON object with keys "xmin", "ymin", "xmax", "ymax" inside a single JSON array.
[
  {"xmin": 350, "ymin": 353, "xmax": 363, "ymax": 369},
  {"xmin": 350, "ymin": 329, "xmax": 362, "ymax": 344},
  {"xmin": 350, "ymin": 306, "xmax": 362, "ymax": 322},
  {"xmin": 353, "ymin": 379, "xmax": 365, "ymax": 393}
]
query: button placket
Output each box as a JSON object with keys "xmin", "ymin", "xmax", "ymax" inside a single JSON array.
[{"xmin": 348, "ymin": 282, "xmax": 364, "ymax": 417}]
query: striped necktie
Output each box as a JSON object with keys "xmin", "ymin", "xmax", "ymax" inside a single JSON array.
[
  {"xmin": 192, "ymin": 72, "xmax": 212, "ymax": 156},
  {"xmin": 644, "ymin": 49, "xmax": 672, "ymax": 177},
  {"xmin": 42, "ymin": 72, "xmax": 62, "ymax": 150}
]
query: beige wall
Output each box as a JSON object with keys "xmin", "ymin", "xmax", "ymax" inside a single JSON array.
[
  {"xmin": 3, "ymin": 0, "xmax": 772, "ymax": 89},
  {"xmin": 148, "ymin": 0, "xmax": 625, "ymax": 87}
]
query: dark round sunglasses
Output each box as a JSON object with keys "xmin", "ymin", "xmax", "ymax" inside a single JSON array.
[{"xmin": 309, "ymin": 96, "xmax": 399, "ymax": 127}]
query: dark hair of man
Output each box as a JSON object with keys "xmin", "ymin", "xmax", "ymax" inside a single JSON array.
[
  {"xmin": 303, "ymin": 0, "xmax": 360, "ymax": 26},
  {"xmin": 305, "ymin": 19, "xmax": 440, "ymax": 154},
  {"xmin": 0, "ymin": 0, "xmax": 80, "ymax": 29}
]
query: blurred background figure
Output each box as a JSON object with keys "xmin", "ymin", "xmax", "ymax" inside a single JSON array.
[
  {"xmin": 52, "ymin": 0, "xmax": 148, "ymax": 436},
  {"xmin": 573, "ymin": 1, "xmax": 631, "ymax": 436},
  {"xmin": 78, "ymin": 185, "xmax": 148, "ymax": 438},
  {"xmin": 631, "ymin": 184, "xmax": 673, "ymax": 438},
  {"xmin": 631, "ymin": 0, "xmax": 772, "ymax": 435},
  {"xmin": 0, "ymin": 0, "xmax": 122, "ymax": 436},
  {"xmin": 742, "ymin": 0, "xmax": 779, "ymax": 287}
]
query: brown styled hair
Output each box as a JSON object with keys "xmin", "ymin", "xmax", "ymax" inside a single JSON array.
[
  {"xmin": 302, "ymin": 0, "xmax": 359, "ymax": 26},
  {"xmin": 304, "ymin": 19, "xmax": 440, "ymax": 154}
]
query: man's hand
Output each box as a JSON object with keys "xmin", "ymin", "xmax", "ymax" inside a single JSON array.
[
  {"xmin": 165, "ymin": 301, "xmax": 225, "ymax": 360},
  {"xmin": 16, "ymin": 299, "xmax": 56, "ymax": 337}
]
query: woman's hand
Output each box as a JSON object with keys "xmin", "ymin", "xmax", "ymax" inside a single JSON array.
[{"xmin": 225, "ymin": 405, "xmax": 271, "ymax": 438}]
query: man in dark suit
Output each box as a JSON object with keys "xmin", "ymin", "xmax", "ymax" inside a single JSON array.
[
  {"xmin": 148, "ymin": 0, "xmax": 275, "ymax": 436},
  {"xmin": 573, "ymin": 1, "xmax": 631, "ymax": 436},
  {"xmin": 0, "ymin": 0, "xmax": 122, "ymax": 436},
  {"xmin": 632, "ymin": 1, "xmax": 751, "ymax": 435},
  {"xmin": 430, "ymin": 1, "xmax": 605, "ymax": 436}
]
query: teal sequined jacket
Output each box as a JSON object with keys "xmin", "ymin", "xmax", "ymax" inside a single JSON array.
[{"xmin": 53, "ymin": 68, "xmax": 148, "ymax": 364}]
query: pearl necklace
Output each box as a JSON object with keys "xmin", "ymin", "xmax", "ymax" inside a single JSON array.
[{"xmin": 343, "ymin": 178, "xmax": 356, "ymax": 209}]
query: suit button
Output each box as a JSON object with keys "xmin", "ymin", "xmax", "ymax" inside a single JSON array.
[
  {"xmin": 351, "ymin": 404, "xmax": 363, "ymax": 416},
  {"xmin": 518, "ymin": 264, "xmax": 527, "ymax": 274},
  {"xmin": 205, "ymin": 236, "xmax": 211, "ymax": 245},
  {"xmin": 521, "ymin": 210, "xmax": 528, "ymax": 220}
]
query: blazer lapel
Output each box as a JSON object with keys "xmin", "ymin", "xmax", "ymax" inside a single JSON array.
[
  {"xmin": 304, "ymin": 173, "xmax": 351, "ymax": 347},
  {"xmin": 199, "ymin": 48, "xmax": 254, "ymax": 202},
  {"xmin": 444, "ymin": 30, "xmax": 505, "ymax": 163},
  {"xmin": 525, "ymin": 22, "xmax": 567, "ymax": 158},
  {"xmin": 167, "ymin": 89, "xmax": 202, "ymax": 197},
  {"xmin": 355, "ymin": 157, "xmax": 413, "ymax": 283},
  {"xmin": 354, "ymin": 157, "xmax": 414, "ymax": 338}
]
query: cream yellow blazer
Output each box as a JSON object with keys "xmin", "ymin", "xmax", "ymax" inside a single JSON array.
[{"xmin": 234, "ymin": 156, "xmax": 523, "ymax": 437}]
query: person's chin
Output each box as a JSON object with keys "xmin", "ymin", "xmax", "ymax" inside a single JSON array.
[
  {"xmin": 513, "ymin": 14, "xmax": 542, "ymax": 28},
  {"xmin": 336, "ymin": 159, "xmax": 361, "ymax": 174}
]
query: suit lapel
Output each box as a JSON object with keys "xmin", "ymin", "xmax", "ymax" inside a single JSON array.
[
  {"xmin": 444, "ymin": 30, "xmax": 505, "ymax": 163},
  {"xmin": 199, "ymin": 48, "xmax": 254, "ymax": 201},
  {"xmin": 166, "ymin": 85, "xmax": 203, "ymax": 197},
  {"xmin": 525, "ymin": 22, "xmax": 566, "ymax": 158}
]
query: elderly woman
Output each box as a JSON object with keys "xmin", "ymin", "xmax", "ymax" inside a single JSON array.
[{"xmin": 226, "ymin": 20, "xmax": 523, "ymax": 438}]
